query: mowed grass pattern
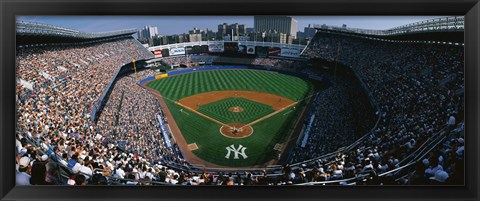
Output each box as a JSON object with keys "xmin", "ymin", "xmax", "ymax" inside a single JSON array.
[
  {"xmin": 163, "ymin": 99, "xmax": 300, "ymax": 167},
  {"xmin": 198, "ymin": 98, "xmax": 275, "ymax": 124},
  {"xmin": 147, "ymin": 70, "xmax": 310, "ymax": 101},
  {"xmin": 147, "ymin": 69, "xmax": 313, "ymax": 167}
]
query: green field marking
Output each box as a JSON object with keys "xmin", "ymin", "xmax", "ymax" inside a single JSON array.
[
  {"xmin": 197, "ymin": 97, "xmax": 275, "ymax": 124},
  {"xmin": 147, "ymin": 69, "xmax": 314, "ymax": 167}
]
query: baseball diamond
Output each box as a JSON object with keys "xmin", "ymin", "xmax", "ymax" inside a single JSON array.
[
  {"xmin": 14, "ymin": 16, "xmax": 466, "ymax": 187},
  {"xmin": 197, "ymin": 97, "xmax": 275, "ymax": 124},
  {"xmin": 146, "ymin": 69, "xmax": 314, "ymax": 167}
]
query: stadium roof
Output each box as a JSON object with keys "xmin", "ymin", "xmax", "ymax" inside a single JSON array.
[
  {"xmin": 314, "ymin": 16, "xmax": 464, "ymax": 36},
  {"xmin": 16, "ymin": 21, "xmax": 137, "ymax": 46},
  {"xmin": 314, "ymin": 16, "xmax": 464, "ymax": 44}
]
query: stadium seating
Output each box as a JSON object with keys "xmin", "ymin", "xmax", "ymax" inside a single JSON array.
[{"xmin": 15, "ymin": 26, "xmax": 464, "ymax": 186}]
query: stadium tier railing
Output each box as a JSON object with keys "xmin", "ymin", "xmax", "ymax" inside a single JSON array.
[
  {"xmin": 17, "ymin": 21, "xmax": 137, "ymax": 39},
  {"xmin": 315, "ymin": 29, "xmax": 464, "ymax": 46},
  {"xmin": 313, "ymin": 16, "xmax": 464, "ymax": 36}
]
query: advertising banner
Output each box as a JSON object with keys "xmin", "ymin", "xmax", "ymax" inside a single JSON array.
[
  {"xmin": 247, "ymin": 46, "xmax": 255, "ymax": 54},
  {"xmin": 268, "ymin": 47, "xmax": 281, "ymax": 56},
  {"xmin": 155, "ymin": 74, "xmax": 168, "ymax": 80},
  {"xmin": 280, "ymin": 48, "xmax": 301, "ymax": 57},
  {"xmin": 208, "ymin": 43, "xmax": 224, "ymax": 53},
  {"xmin": 154, "ymin": 49, "xmax": 162, "ymax": 58},
  {"xmin": 169, "ymin": 48, "xmax": 186, "ymax": 56}
]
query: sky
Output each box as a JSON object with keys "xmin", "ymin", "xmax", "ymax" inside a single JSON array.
[{"xmin": 17, "ymin": 16, "xmax": 451, "ymax": 35}]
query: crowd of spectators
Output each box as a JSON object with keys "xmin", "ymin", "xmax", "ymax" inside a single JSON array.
[
  {"xmin": 161, "ymin": 56, "xmax": 192, "ymax": 66},
  {"xmin": 161, "ymin": 55, "xmax": 218, "ymax": 67},
  {"xmin": 96, "ymin": 69, "xmax": 180, "ymax": 164},
  {"xmin": 15, "ymin": 29, "xmax": 464, "ymax": 186},
  {"xmin": 290, "ymin": 76, "xmax": 375, "ymax": 163},
  {"xmin": 287, "ymin": 31, "xmax": 464, "ymax": 184},
  {"xmin": 190, "ymin": 55, "xmax": 218, "ymax": 64},
  {"xmin": 251, "ymin": 58, "xmax": 304, "ymax": 71},
  {"xmin": 15, "ymin": 37, "xmax": 160, "ymax": 185}
]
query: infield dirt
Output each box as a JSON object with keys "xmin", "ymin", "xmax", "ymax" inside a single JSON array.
[
  {"xmin": 177, "ymin": 90, "xmax": 295, "ymax": 111},
  {"xmin": 141, "ymin": 78, "xmax": 310, "ymax": 168}
]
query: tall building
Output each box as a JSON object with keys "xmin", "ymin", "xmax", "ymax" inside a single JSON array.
[
  {"xmin": 297, "ymin": 24, "xmax": 317, "ymax": 40},
  {"xmin": 254, "ymin": 16, "xmax": 298, "ymax": 39},
  {"xmin": 217, "ymin": 23, "xmax": 247, "ymax": 41},
  {"xmin": 218, "ymin": 23, "xmax": 229, "ymax": 35},
  {"xmin": 303, "ymin": 24, "xmax": 317, "ymax": 38},
  {"xmin": 188, "ymin": 27, "xmax": 202, "ymax": 34},
  {"xmin": 188, "ymin": 27, "xmax": 203, "ymax": 42},
  {"xmin": 204, "ymin": 29, "xmax": 216, "ymax": 41},
  {"xmin": 141, "ymin": 26, "xmax": 158, "ymax": 39},
  {"xmin": 138, "ymin": 26, "xmax": 159, "ymax": 45},
  {"xmin": 264, "ymin": 31, "xmax": 287, "ymax": 44},
  {"xmin": 229, "ymin": 23, "xmax": 246, "ymax": 36}
]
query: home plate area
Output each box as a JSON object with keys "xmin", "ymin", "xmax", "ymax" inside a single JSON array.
[{"xmin": 219, "ymin": 123, "xmax": 254, "ymax": 138}]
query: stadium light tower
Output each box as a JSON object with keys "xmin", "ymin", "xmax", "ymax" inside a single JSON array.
[{"xmin": 132, "ymin": 55, "xmax": 138, "ymax": 83}]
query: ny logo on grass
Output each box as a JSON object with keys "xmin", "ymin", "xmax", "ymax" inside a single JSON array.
[{"xmin": 225, "ymin": 144, "xmax": 248, "ymax": 159}]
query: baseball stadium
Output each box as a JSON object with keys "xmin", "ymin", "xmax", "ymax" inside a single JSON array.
[{"xmin": 15, "ymin": 16, "xmax": 464, "ymax": 186}]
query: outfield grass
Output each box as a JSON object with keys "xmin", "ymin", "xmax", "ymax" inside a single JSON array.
[
  {"xmin": 197, "ymin": 98, "xmax": 275, "ymax": 124},
  {"xmin": 148, "ymin": 69, "xmax": 313, "ymax": 167},
  {"xmin": 147, "ymin": 69, "xmax": 310, "ymax": 101}
]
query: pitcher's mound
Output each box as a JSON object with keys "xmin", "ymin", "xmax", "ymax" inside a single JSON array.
[
  {"xmin": 220, "ymin": 123, "xmax": 253, "ymax": 138},
  {"xmin": 228, "ymin": 106, "xmax": 244, "ymax": 113}
]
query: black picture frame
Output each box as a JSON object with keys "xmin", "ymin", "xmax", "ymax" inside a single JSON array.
[{"xmin": 1, "ymin": 0, "xmax": 479, "ymax": 201}]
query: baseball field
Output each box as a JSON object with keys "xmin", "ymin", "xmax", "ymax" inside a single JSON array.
[{"xmin": 146, "ymin": 69, "xmax": 314, "ymax": 167}]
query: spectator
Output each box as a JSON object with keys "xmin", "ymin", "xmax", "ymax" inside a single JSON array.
[
  {"xmin": 30, "ymin": 160, "xmax": 50, "ymax": 185},
  {"xmin": 16, "ymin": 156, "xmax": 32, "ymax": 186},
  {"xmin": 75, "ymin": 174, "xmax": 87, "ymax": 186}
]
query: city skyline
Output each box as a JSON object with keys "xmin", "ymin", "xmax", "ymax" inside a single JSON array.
[{"xmin": 17, "ymin": 16, "xmax": 448, "ymax": 36}]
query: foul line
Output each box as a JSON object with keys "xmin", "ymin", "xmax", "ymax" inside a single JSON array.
[
  {"xmin": 283, "ymin": 110, "xmax": 294, "ymax": 116},
  {"xmin": 180, "ymin": 109, "xmax": 190, "ymax": 115},
  {"xmin": 238, "ymin": 101, "xmax": 298, "ymax": 130},
  {"xmin": 175, "ymin": 102, "xmax": 233, "ymax": 129},
  {"xmin": 176, "ymin": 100, "xmax": 299, "ymax": 132}
]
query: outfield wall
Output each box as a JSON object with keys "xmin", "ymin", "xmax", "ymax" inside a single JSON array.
[{"xmin": 138, "ymin": 65, "xmax": 331, "ymax": 86}]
